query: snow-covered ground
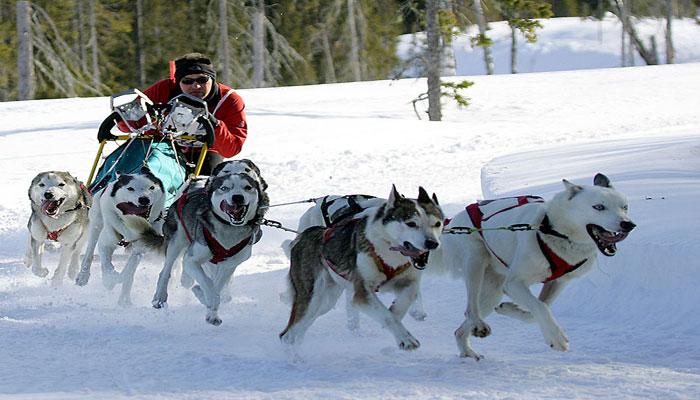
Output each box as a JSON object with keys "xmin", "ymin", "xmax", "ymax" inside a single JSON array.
[
  {"xmin": 399, "ymin": 15, "xmax": 700, "ymax": 75},
  {"xmin": 1, "ymin": 19, "xmax": 699, "ymax": 400}
]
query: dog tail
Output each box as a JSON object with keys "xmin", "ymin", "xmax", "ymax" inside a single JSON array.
[{"xmin": 122, "ymin": 215, "xmax": 165, "ymax": 253}]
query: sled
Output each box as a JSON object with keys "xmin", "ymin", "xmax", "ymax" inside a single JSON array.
[{"xmin": 86, "ymin": 89, "xmax": 214, "ymax": 207}]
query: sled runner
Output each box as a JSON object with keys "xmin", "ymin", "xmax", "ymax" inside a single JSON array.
[{"xmin": 86, "ymin": 89, "xmax": 214, "ymax": 207}]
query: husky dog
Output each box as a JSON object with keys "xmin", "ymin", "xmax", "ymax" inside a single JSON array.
[
  {"xmin": 25, "ymin": 171, "xmax": 91, "ymax": 285},
  {"xmin": 75, "ymin": 168, "xmax": 165, "ymax": 306},
  {"xmin": 285, "ymin": 194, "xmax": 429, "ymax": 329},
  {"xmin": 437, "ymin": 173, "xmax": 636, "ymax": 359},
  {"xmin": 147, "ymin": 173, "xmax": 265, "ymax": 325},
  {"xmin": 280, "ymin": 186, "xmax": 443, "ymax": 351}
]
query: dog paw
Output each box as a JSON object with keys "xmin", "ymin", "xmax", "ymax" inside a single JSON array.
[
  {"xmin": 544, "ymin": 327, "xmax": 569, "ymax": 352},
  {"xmin": 152, "ymin": 293, "xmax": 168, "ymax": 309},
  {"xmin": 459, "ymin": 349, "xmax": 485, "ymax": 361},
  {"xmin": 496, "ymin": 302, "xmax": 534, "ymax": 322},
  {"xmin": 398, "ymin": 334, "xmax": 420, "ymax": 351},
  {"xmin": 32, "ymin": 267, "xmax": 49, "ymax": 278},
  {"xmin": 102, "ymin": 270, "xmax": 120, "ymax": 290},
  {"xmin": 471, "ymin": 320, "xmax": 491, "ymax": 338},
  {"xmin": 75, "ymin": 270, "xmax": 90, "ymax": 286},
  {"xmin": 409, "ymin": 308, "xmax": 427, "ymax": 322},
  {"xmin": 192, "ymin": 285, "xmax": 207, "ymax": 306},
  {"xmin": 206, "ymin": 314, "xmax": 222, "ymax": 326},
  {"xmin": 118, "ymin": 297, "xmax": 133, "ymax": 307}
]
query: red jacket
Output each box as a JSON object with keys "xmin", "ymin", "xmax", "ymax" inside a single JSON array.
[{"xmin": 143, "ymin": 79, "xmax": 247, "ymax": 158}]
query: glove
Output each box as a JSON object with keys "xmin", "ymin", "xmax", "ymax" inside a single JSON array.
[{"xmin": 205, "ymin": 112, "xmax": 218, "ymax": 128}]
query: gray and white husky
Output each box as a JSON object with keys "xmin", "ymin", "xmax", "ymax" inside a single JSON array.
[
  {"xmin": 280, "ymin": 186, "xmax": 443, "ymax": 351},
  {"xmin": 285, "ymin": 194, "xmax": 428, "ymax": 330},
  {"xmin": 436, "ymin": 173, "xmax": 636, "ymax": 359},
  {"xmin": 25, "ymin": 171, "xmax": 91, "ymax": 286},
  {"xmin": 146, "ymin": 173, "xmax": 266, "ymax": 325},
  {"xmin": 75, "ymin": 168, "xmax": 165, "ymax": 306}
]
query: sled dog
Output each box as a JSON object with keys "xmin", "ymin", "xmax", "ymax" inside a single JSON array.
[
  {"xmin": 280, "ymin": 186, "xmax": 443, "ymax": 351},
  {"xmin": 285, "ymin": 194, "xmax": 429, "ymax": 329},
  {"xmin": 25, "ymin": 171, "xmax": 91, "ymax": 285},
  {"xmin": 75, "ymin": 168, "xmax": 165, "ymax": 306},
  {"xmin": 148, "ymin": 173, "xmax": 265, "ymax": 325},
  {"xmin": 437, "ymin": 173, "xmax": 636, "ymax": 359}
]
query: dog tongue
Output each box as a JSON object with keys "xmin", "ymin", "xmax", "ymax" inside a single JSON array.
[
  {"xmin": 220, "ymin": 200, "xmax": 244, "ymax": 219},
  {"xmin": 116, "ymin": 202, "xmax": 149, "ymax": 218},
  {"xmin": 600, "ymin": 230, "xmax": 629, "ymax": 244},
  {"xmin": 41, "ymin": 200, "xmax": 60, "ymax": 215},
  {"xmin": 390, "ymin": 245, "xmax": 425, "ymax": 258}
]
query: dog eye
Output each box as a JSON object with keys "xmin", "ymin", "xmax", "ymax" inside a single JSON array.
[
  {"xmin": 127, "ymin": 187, "xmax": 135, "ymax": 192},
  {"xmin": 58, "ymin": 183, "xmax": 65, "ymax": 187},
  {"xmin": 622, "ymin": 204, "xmax": 629, "ymax": 211},
  {"xmin": 149, "ymin": 186, "xmax": 155, "ymax": 190},
  {"xmin": 219, "ymin": 186, "xmax": 230, "ymax": 192},
  {"xmin": 406, "ymin": 221, "xmax": 417, "ymax": 228},
  {"xmin": 592, "ymin": 204, "xmax": 605, "ymax": 211},
  {"xmin": 38, "ymin": 183, "xmax": 45, "ymax": 187},
  {"xmin": 434, "ymin": 221, "xmax": 442, "ymax": 228},
  {"xmin": 244, "ymin": 185, "xmax": 253, "ymax": 191}
]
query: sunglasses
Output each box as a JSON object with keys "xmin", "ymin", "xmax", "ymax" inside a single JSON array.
[{"xmin": 180, "ymin": 76, "xmax": 210, "ymax": 85}]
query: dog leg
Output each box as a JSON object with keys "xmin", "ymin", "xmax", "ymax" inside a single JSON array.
[
  {"xmin": 389, "ymin": 279, "xmax": 419, "ymax": 321},
  {"xmin": 504, "ymin": 277, "xmax": 569, "ymax": 351},
  {"xmin": 67, "ymin": 245, "xmax": 81, "ymax": 281},
  {"xmin": 24, "ymin": 235, "xmax": 34, "ymax": 269},
  {"xmin": 345, "ymin": 289, "xmax": 360, "ymax": 333},
  {"xmin": 184, "ymin": 257, "xmax": 220, "ymax": 325},
  {"xmin": 152, "ymin": 239, "xmax": 186, "ymax": 309},
  {"xmin": 496, "ymin": 280, "xmax": 567, "ymax": 323},
  {"xmin": 118, "ymin": 252, "xmax": 143, "ymax": 307},
  {"xmin": 50, "ymin": 245, "xmax": 73, "ymax": 287},
  {"xmin": 354, "ymin": 284, "xmax": 420, "ymax": 351},
  {"xmin": 98, "ymin": 241, "xmax": 121, "ymax": 291},
  {"xmin": 281, "ymin": 270, "xmax": 341, "ymax": 346},
  {"xmin": 76, "ymin": 209, "xmax": 103, "ymax": 286},
  {"xmin": 408, "ymin": 287, "xmax": 427, "ymax": 321},
  {"xmin": 28, "ymin": 237, "xmax": 50, "ymax": 278},
  {"xmin": 454, "ymin": 252, "xmax": 494, "ymax": 359}
]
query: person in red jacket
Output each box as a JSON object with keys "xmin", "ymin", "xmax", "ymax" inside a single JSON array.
[{"xmin": 143, "ymin": 52, "xmax": 248, "ymax": 174}]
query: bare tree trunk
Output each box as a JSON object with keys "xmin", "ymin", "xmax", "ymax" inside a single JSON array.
[
  {"xmin": 320, "ymin": 26, "xmax": 336, "ymax": 83},
  {"xmin": 613, "ymin": 0, "xmax": 658, "ymax": 65},
  {"xmin": 17, "ymin": 0, "xmax": 35, "ymax": 100},
  {"xmin": 88, "ymin": 0, "xmax": 101, "ymax": 87},
  {"xmin": 135, "ymin": 0, "xmax": 145, "ymax": 86},
  {"xmin": 347, "ymin": 0, "xmax": 361, "ymax": 81},
  {"xmin": 666, "ymin": 0, "xmax": 675, "ymax": 64},
  {"xmin": 426, "ymin": 0, "xmax": 441, "ymax": 121},
  {"xmin": 252, "ymin": 0, "xmax": 265, "ymax": 87},
  {"xmin": 219, "ymin": 0, "xmax": 231, "ymax": 84},
  {"xmin": 510, "ymin": 25, "xmax": 518, "ymax": 74},
  {"xmin": 619, "ymin": 0, "xmax": 627, "ymax": 66},
  {"xmin": 76, "ymin": 0, "xmax": 87, "ymax": 71},
  {"xmin": 472, "ymin": 0, "xmax": 494, "ymax": 75}
]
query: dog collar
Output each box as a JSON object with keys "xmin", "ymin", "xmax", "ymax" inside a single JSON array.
[
  {"xmin": 366, "ymin": 240, "xmax": 412, "ymax": 281},
  {"xmin": 46, "ymin": 227, "xmax": 66, "ymax": 241},
  {"xmin": 538, "ymin": 215, "xmax": 570, "ymax": 240}
]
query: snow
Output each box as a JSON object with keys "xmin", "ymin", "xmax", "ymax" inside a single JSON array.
[{"xmin": 1, "ymin": 18, "xmax": 700, "ymax": 400}]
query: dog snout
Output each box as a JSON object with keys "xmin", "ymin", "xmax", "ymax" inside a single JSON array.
[
  {"xmin": 424, "ymin": 238, "xmax": 439, "ymax": 250},
  {"xmin": 138, "ymin": 196, "xmax": 150, "ymax": 206},
  {"xmin": 44, "ymin": 191, "xmax": 54, "ymax": 200},
  {"xmin": 231, "ymin": 194, "xmax": 245, "ymax": 204},
  {"xmin": 620, "ymin": 220, "xmax": 636, "ymax": 232}
]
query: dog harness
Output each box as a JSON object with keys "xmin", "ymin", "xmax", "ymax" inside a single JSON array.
[
  {"xmin": 320, "ymin": 218, "xmax": 412, "ymax": 285},
  {"xmin": 175, "ymin": 190, "xmax": 252, "ymax": 265},
  {"xmin": 464, "ymin": 196, "xmax": 587, "ymax": 283},
  {"xmin": 46, "ymin": 227, "xmax": 65, "ymax": 242}
]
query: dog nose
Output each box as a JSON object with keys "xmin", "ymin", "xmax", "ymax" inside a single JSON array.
[
  {"xmin": 425, "ymin": 239, "xmax": 439, "ymax": 250},
  {"xmin": 620, "ymin": 220, "xmax": 636, "ymax": 232},
  {"xmin": 138, "ymin": 196, "xmax": 150, "ymax": 206},
  {"xmin": 44, "ymin": 192, "xmax": 54, "ymax": 200},
  {"xmin": 231, "ymin": 194, "xmax": 245, "ymax": 204}
]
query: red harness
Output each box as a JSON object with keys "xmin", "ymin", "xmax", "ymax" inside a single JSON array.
[
  {"xmin": 321, "ymin": 219, "xmax": 412, "ymax": 285},
  {"xmin": 175, "ymin": 190, "xmax": 252, "ymax": 265},
  {"xmin": 46, "ymin": 228, "xmax": 65, "ymax": 242},
  {"xmin": 464, "ymin": 196, "xmax": 587, "ymax": 283}
]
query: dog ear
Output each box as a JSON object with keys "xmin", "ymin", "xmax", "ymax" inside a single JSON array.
[
  {"xmin": 432, "ymin": 192, "xmax": 440, "ymax": 205},
  {"xmin": 388, "ymin": 184, "xmax": 401, "ymax": 205},
  {"xmin": 593, "ymin": 173, "xmax": 612, "ymax": 188},
  {"xmin": 562, "ymin": 179, "xmax": 583, "ymax": 199},
  {"xmin": 417, "ymin": 186, "xmax": 431, "ymax": 204}
]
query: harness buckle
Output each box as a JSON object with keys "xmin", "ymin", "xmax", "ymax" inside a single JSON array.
[{"xmin": 507, "ymin": 224, "xmax": 533, "ymax": 232}]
